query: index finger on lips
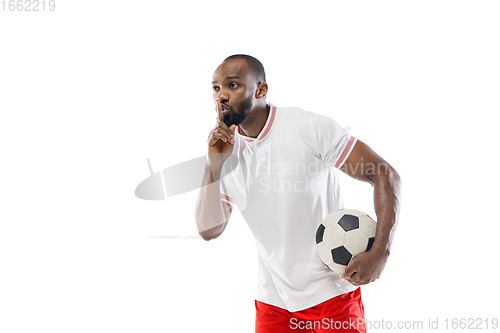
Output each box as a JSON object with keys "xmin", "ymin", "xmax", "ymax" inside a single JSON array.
[{"xmin": 216, "ymin": 99, "xmax": 223, "ymax": 122}]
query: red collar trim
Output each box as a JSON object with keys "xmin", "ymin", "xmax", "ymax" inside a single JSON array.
[{"xmin": 237, "ymin": 103, "xmax": 276, "ymax": 143}]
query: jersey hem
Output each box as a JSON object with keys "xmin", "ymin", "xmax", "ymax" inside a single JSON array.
[
  {"xmin": 256, "ymin": 286, "xmax": 359, "ymax": 313},
  {"xmin": 254, "ymin": 296, "xmax": 287, "ymax": 310}
]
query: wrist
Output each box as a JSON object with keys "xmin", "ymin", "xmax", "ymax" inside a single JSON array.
[
  {"xmin": 370, "ymin": 241, "xmax": 391, "ymax": 257},
  {"xmin": 207, "ymin": 163, "xmax": 223, "ymax": 182}
]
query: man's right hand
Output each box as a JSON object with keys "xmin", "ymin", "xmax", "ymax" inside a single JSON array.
[{"xmin": 207, "ymin": 99, "xmax": 236, "ymax": 171}]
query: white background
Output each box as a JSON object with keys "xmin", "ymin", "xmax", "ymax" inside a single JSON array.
[{"xmin": 1, "ymin": 1, "xmax": 499, "ymax": 332}]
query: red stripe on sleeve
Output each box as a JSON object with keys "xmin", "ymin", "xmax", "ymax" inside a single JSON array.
[
  {"xmin": 220, "ymin": 194, "xmax": 235, "ymax": 206},
  {"xmin": 334, "ymin": 136, "xmax": 356, "ymax": 168}
]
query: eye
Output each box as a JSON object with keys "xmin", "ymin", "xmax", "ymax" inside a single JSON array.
[
  {"xmin": 212, "ymin": 86, "xmax": 220, "ymax": 92},
  {"xmin": 230, "ymin": 82, "xmax": 238, "ymax": 88}
]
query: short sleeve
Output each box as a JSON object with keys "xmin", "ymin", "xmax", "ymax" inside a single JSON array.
[{"xmin": 304, "ymin": 112, "xmax": 357, "ymax": 169}]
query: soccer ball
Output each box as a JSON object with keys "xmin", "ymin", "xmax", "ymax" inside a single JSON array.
[{"xmin": 316, "ymin": 209, "xmax": 377, "ymax": 275}]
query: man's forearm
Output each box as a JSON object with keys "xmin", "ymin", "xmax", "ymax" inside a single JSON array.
[
  {"xmin": 371, "ymin": 165, "xmax": 402, "ymax": 255},
  {"xmin": 194, "ymin": 163, "xmax": 231, "ymax": 239}
]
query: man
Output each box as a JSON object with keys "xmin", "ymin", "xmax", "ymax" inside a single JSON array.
[{"xmin": 194, "ymin": 54, "xmax": 401, "ymax": 332}]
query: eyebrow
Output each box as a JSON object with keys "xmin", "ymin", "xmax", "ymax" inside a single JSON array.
[{"xmin": 212, "ymin": 75, "xmax": 242, "ymax": 84}]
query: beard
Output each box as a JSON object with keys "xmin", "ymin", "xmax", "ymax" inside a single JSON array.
[{"xmin": 223, "ymin": 94, "xmax": 253, "ymax": 127}]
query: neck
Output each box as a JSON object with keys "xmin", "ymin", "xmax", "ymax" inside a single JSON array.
[{"xmin": 239, "ymin": 102, "xmax": 270, "ymax": 138}]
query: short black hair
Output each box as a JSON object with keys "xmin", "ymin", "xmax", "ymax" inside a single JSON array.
[{"xmin": 224, "ymin": 54, "xmax": 266, "ymax": 84}]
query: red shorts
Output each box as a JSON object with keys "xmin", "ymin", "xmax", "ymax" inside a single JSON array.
[{"xmin": 255, "ymin": 288, "xmax": 366, "ymax": 333}]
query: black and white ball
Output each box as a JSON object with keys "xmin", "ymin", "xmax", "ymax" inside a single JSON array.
[{"xmin": 316, "ymin": 209, "xmax": 377, "ymax": 275}]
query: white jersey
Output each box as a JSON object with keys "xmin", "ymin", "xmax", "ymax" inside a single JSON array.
[{"xmin": 220, "ymin": 103, "xmax": 358, "ymax": 312}]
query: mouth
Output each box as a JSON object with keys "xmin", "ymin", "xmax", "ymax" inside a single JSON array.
[{"xmin": 221, "ymin": 104, "xmax": 230, "ymax": 115}]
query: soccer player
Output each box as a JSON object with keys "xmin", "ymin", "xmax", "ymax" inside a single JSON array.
[{"xmin": 194, "ymin": 54, "xmax": 401, "ymax": 333}]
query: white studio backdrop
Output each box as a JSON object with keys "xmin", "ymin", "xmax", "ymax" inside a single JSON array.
[{"xmin": 1, "ymin": 1, "xmax": 499, "ymax": 332}]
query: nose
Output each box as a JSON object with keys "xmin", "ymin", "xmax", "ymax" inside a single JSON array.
[{"xmin": 216, "ymin": 87, "xmax": 229, "ymax": 103}]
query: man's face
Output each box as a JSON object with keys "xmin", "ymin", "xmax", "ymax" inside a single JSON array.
[{"xmin": 212, "ymin": 59, "xmax": 256, "ymax": 127}]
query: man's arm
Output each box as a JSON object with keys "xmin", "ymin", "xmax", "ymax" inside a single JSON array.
[
  {"xmin": 339, "ymin": 140, "xmax": 402, "ymax": 285},
  {"xmin": 195, "ymin": 99, "xmax": 236, "ymax": 241},
  {"xmin": 195, "ymin": 163, "xmax": 232, "ymax": 241}
]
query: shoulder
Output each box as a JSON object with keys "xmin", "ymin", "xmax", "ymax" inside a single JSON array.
[
  {"xmin": 275, "ymin": 106, "xmax": 329, "ymax": 125},
  {"xmin": 275, "ymin": 105, "xmax": 338, "ymax": 132}
]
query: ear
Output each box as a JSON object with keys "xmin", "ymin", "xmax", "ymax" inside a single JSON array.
[{"xmin": 255, "ymin": 82, "xmax": 268, "ymax": 100}]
